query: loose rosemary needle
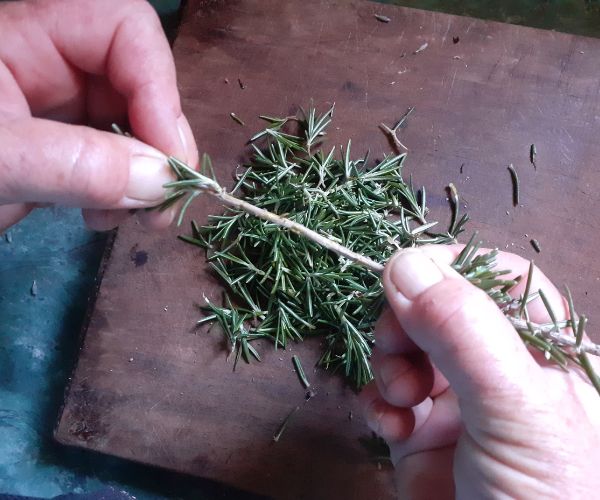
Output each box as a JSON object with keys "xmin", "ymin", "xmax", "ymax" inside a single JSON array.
[
  {"xmin": 530, "ymin": 144, "xmax": 537, "ymax": 169},
  {"xmin": 273, "ymin": 405, "xmax": 301, "ymax": 442},
  {"xmin": 292, "ymin": 355, "xmax": 311, "ymax": 390},
  {"xmin": 230, "ymin": 112, "xmax": 245, "ymax": 126},
  {"xmin": 507, "ymin": 164, "xmax": 519, "ymax": 207},
  {"xmin": 374, "ymin": 14, "xmax": 391, "ymax": 23}
]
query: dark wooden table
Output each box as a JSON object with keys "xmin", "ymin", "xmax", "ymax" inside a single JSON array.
[{"xmin": 55, "ymin": 1, "xmax": 600, "ymax": 498}]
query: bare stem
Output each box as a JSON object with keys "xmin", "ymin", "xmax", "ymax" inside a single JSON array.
[
  {"xmin": 511, "ymin": 317, "xmax": 600, "ymax": 357},
  {"xmin": 215, "ymin": 190, "xmax": 385, "ymax": 273},
  {"xmin": 379, "ymin": 106, "xmax": 415, "ymax": 152},
  {"xmin": 167, "ymin": 163, "xmax": 600, "ymax": 363},
  {"xmin": 220, "ymin": 185, "xmax": 600, "ymax": 360}
]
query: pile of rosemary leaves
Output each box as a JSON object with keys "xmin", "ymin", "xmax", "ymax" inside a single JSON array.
[
  {"xmin": 140, "ymin": 104, "xmax": 600, "ymax": 395},
  {"xmin": 176, "ymin": 105, "xmax": 467, "ymax": 388}
]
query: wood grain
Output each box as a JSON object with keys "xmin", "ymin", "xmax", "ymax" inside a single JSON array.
[{"xmin": 56, "ymin": 0, "xmax": 600, "ymax": 498}]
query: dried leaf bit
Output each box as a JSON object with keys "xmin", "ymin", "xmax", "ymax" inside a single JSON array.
[
  {"xmin": 530, "ymin": 144, "xmax": 537, "ymax": 170},
  {"xmin": 292, "ymin": 355, "xmax": 311, "ymax": 390},
  {"xmin": 507, "ymin": 164, "xmax": 519, "ymax": 207},
  {"xmin": 230, "ymin": 112, "xmax": 245, "ymax": 126},
  {"xmin": 379, "ymin": 106, "xmax": 414, "ymax": 152},
  {"xmin": 374, "ymin": 14, "xmax": 391, "ymax": 23},
  {"xmin": 414, "ymin": 42, "xmax": 428, "ymax": 54}
]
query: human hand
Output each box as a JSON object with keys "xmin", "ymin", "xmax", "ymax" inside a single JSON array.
[
  {"xmin": 360, "ymin": 245, "xmax": 600, "ymax": 499},
  {"xmin": 0, "ymin": 0, "xmax": 198, "ymax": 232}
]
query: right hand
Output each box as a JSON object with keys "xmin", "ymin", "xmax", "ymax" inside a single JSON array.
[{"xmin": 360, "ymin": 245, "xmax": 600, "ymax": 499}]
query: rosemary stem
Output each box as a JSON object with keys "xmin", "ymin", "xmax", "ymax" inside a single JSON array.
[
  {"xmin": 215, "ymin": 190, "xmax": 385, "ymax": 273},
  {"xmin": 511, "ymin": 317, "xmax": 600, "ymax": 356}
]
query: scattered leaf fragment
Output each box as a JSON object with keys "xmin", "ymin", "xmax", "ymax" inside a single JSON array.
[
  {"xmin": 530, "ymin": 144, "xmax": 537, "ymax": 170},
  {"xmin": 230, "ymin": 112, "xmax": 245, "ymax": 126},
  {"xmin": 273, "ymin": 405, "xmax": 301, "ymax": 442},
  {"xmin": 507, "ymin": 164, "xmax": 519, "ymax": 207},
  {"xmin": 414, "ymin": 42, "xmax": 428, "ymax": 54},
  {"xmin": 374, "ymin": 14, "xmax": 391, "ymax": 23}
]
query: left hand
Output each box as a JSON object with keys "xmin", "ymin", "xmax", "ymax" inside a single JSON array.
[{"xmin": 0, "ymin": 0, "xmax": 198, "ymax": 232}]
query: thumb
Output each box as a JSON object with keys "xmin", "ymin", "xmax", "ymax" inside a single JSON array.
[
  {"xmin": 383, "ymin": 247, "xmax": 541, "ymax": 405},
  {"xmin": 0, "ymin": 118, "xmax": 173, "ymax": 209}
]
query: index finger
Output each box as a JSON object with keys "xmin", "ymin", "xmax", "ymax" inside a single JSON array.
[{"xmin": 2, "ymin": 0, "xmax": 196, "ymax": 163}]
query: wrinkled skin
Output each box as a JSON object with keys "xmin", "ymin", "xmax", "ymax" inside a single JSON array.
[
  {"xmin": 0, "ymin": 0, "xmax": 198, "ymax": 232},
  {"xmin": 361, "ymin": 245, "xmax": 600, "ymax": 499}
]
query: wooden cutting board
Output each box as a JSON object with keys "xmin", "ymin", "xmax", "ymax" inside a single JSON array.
[{"xmin": 55, "ymin": 0, "xmax": 600, "ymax": 498}]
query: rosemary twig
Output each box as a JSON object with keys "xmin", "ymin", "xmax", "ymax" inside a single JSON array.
[
  {"xmin": 379, "ymin": 107, "xmax": 414, "ymax": 152},
  {"xmin": 374, "ymin": 14, "xmax": 391, "ymax": 23},
  {"xmin": 165, "ymin": 163, "xmax": 385, "ymax": 272}
]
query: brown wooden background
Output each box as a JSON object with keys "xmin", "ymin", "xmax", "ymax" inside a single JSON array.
[{"xmin": 56, "ymin": 0, "xmax": 600, "ymax": 498}]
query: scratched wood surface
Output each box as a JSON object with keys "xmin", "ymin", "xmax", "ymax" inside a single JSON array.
[{"xmin": 55, "ymin": 0, "xmax": 600, "ymax": 498}]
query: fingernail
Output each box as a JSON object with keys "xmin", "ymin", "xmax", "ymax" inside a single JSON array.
[
  {"xmin": 137, "ymin": 204, "xmax": 176, "ymax": 230},
  {"xmin": 125, "ymin": 153, "xmax": 172, "ymax": 205},
  {"xmin": 177, "ymin": 115, "xmax": 188, "ymax": 162},
  {"xmin": 178, "ymin": 114, "xmax": 200, "ymax": 168},
  {"xmin": 388, "ymin": 250, "xmax": 444, "ymax": 300}
]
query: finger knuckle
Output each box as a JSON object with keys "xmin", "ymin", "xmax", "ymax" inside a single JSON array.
[
  {"xmin": 70, "ymin": 133, "xmax": 127, "ymax": 207},
  {"xmin": 413, "ymin": 279, "xmax": 487, "ymax": 334}
]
